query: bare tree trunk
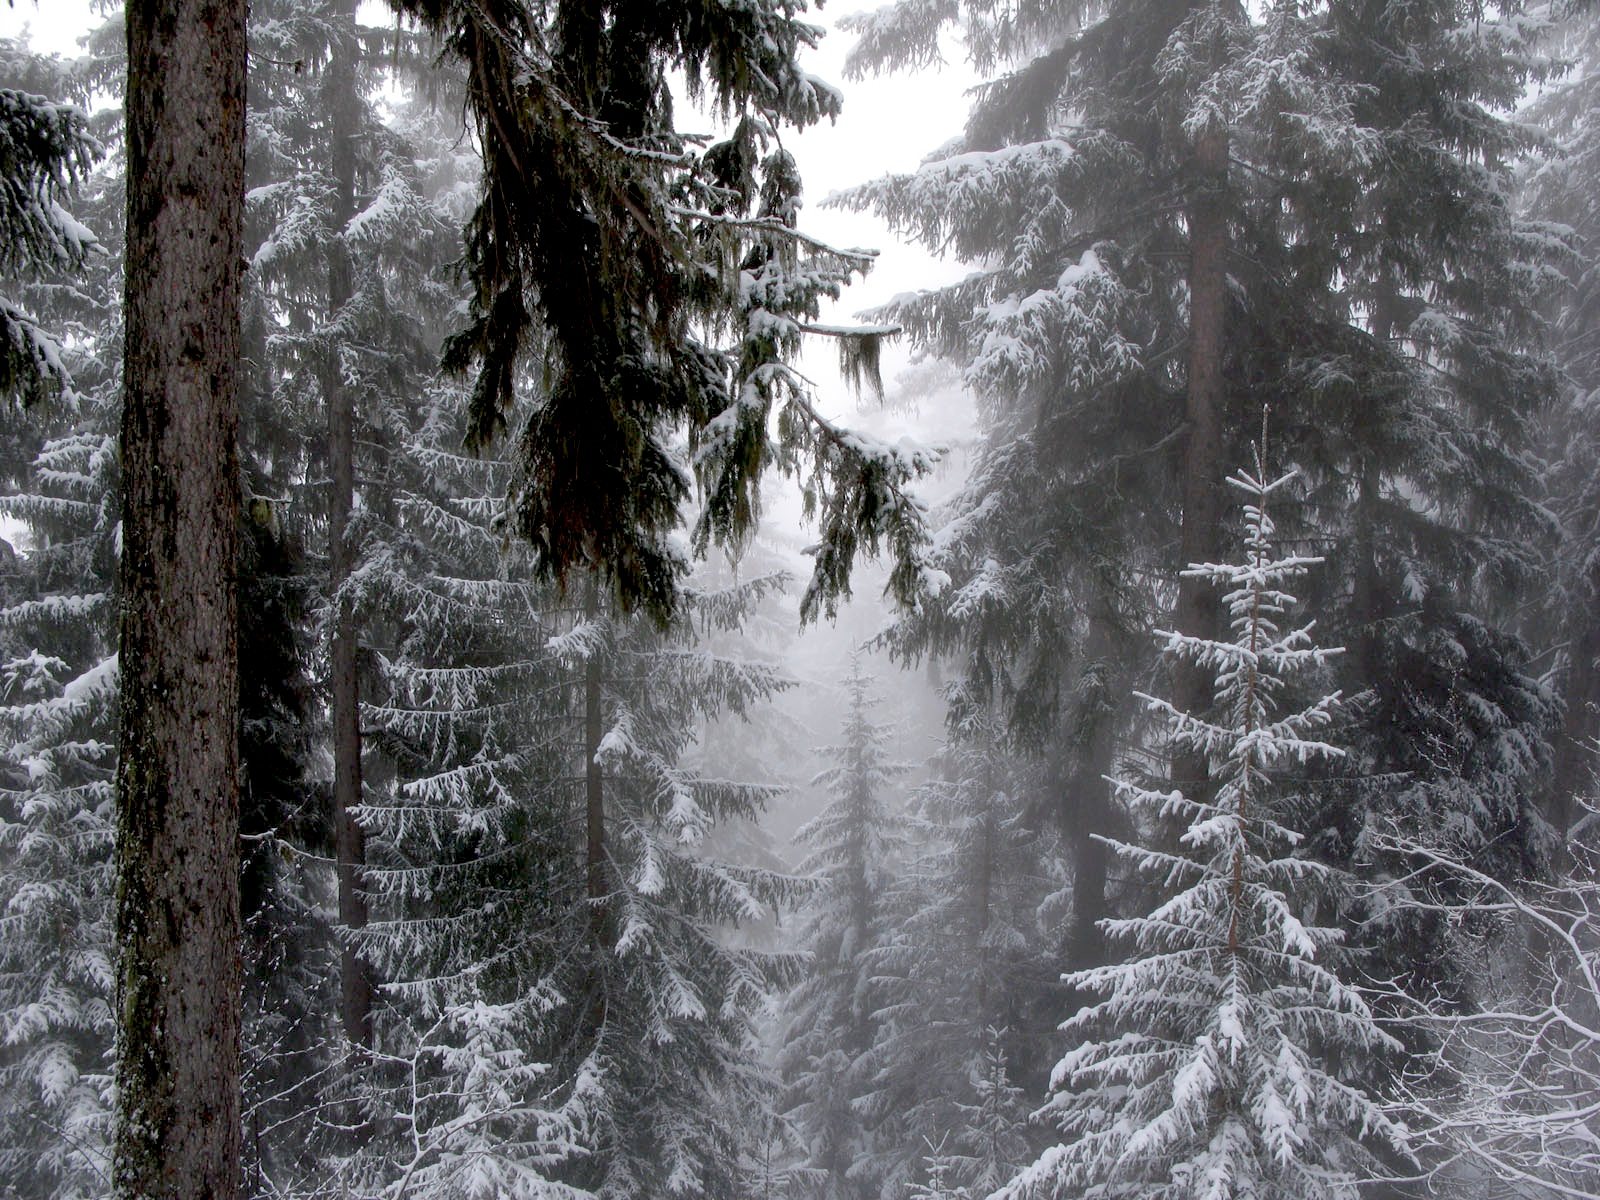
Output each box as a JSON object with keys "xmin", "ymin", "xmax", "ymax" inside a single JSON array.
[
  {"xmin": 1172, "ymin": 121, "xmax": 1229, "ymax": 791},
  {"xmin": 115, "ymin": 0, "xmax": 245, "ymax": 1191},
  {"xmin": 325, "ymin": 0, "xmax": 372, "ymax": 1056}
]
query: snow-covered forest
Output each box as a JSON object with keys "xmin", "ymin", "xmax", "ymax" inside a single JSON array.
[{"xmin": 0, "ymin": 0, "xmax": 1597, "ymax": 1197}]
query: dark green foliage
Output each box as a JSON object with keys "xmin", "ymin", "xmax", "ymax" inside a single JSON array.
[
  {"xmin": 391, "ymin": 0, "xmax": 930, "ymax": 625},
  {"xmin": 0, "ymin": 44, "xmax": 99, "ymax": 410},
  {"xmin": 237, "ymin": 509, "xmax": 331, "ymax": 1195}
]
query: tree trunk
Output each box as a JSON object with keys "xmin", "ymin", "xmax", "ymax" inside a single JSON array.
[
  {"xmin": 975, "ymin": 752, "xmax": 995, "ymax": 1020},
  {"xmin": 1063, "ymin": 611, "xmax": 1119, "ymax": 970},
  {"xmin": 115, "ymin": 0, "xmax": 246, "ymax": 1191},
  {"xmin": 1555, "ymin": 564, "xmax": 1600, "ymax": 858},
  {"xmin": 585, "ymin": 583, "xmax": 609, "ymax": 941},
  {"xmin": 1172, "ymin": 121, "xmax": 1229, "ymax": 790},
  {"xmin": 1355, "ymin": 288, "xmax": 1402, "ymax": 688},
  {"xmin": 325, "ymin": 0, "xmax": 372, "ymax": 1056}
]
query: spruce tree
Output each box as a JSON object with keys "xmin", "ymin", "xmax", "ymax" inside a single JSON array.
[
  {"xmin": 0, "ymin": 40, "xmax": 99, "ymax": 407},
  {"xmin": 1001, "ymin": 450, "xmax": 1406, "ymax": 1200},
  {"xmin": 864, "ymin": 706, "xmax": 1059, "ymax": 1190},
  {"xmin": 545, "ymin": 582, "xmax": 807, "ymax": 1200},
  {"xmin": 781, "ymin": 659, "xmax": 908, "ymax": 1200},
  {"xmin": 1525, "ymin": 0, "xmax": 1600, "ymax": 846},
  {"xmin": 383, "ymin": 0, "xmax": 937, "ymax": 623},
  {"xmin": 844, "ymin": 0, "xmax": 1565, "ymax": 1008},
  {"xmin": 0, "ymin": 393, "xmax": 118, "ymax": 1200},
  {"xmin": 843, "ymin": 0, "xmax": 1376, "ymax": 969}
]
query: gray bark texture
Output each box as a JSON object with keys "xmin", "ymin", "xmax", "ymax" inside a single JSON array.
[
  {"xmin": 115, "ymin": 0, "xmax": 246, "ymax": 1192},
  {"xmin": 1172, "ymin": 121, "xmax": 1229, "ymax": 792}
]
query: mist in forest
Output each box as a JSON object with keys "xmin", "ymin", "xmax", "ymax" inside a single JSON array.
[{"xmin": 0, "ymin": 1, "xmax": 1597, "ymax": 1199}]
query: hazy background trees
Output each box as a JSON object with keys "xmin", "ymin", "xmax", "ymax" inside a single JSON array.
[{"xmin": 0, "ymin": 0, "xmax": 1596, "ymax": 1198}]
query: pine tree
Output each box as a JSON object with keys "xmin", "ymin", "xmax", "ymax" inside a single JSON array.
[
  {"xmin": 843, "ymin": 0, "xmax": 1380, "ymax": 970},
  {"xmin": 544, "ymin": 583, "xmax": 807, "ymax": 1200},
  {"xmin": 781, "ymin": 659, "xmax": 908, "ymax": 1200},
  {"xmin": 1525, "ymin": 0, "xmax": 1600, "ymax": 847},
  {"xmin": 845, "ymin": 0, "xmax": 1565, "ymax": 1014},
  {"xmin": 0, "ymin": 35, "xmax": 119, "ymax": 1200},
  {"xmin": 347, "ymin": 374, "xmax": 594, "ymax": 1199},
  {"xmin": 1001, "ymin": 450, "xmax": 1406, "ymax": 1200},
  {"xmin": 1287, "ymin": 0, "xmax": 1565, "ymax": 947},
  {"xmin": 239, "ymin": 1, "xmax": 469, "ymax": 1137}
]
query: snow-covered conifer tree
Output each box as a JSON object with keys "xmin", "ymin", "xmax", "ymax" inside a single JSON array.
[
  {"xmin": 1525, "ymin": 0, "xmax": 1600, "ymax": 845},
  {"xmin": 863, "ymin": 705, "xmax": 1058, "ymax": 1190},
  {"xmin": 781, "ymin": 658, "xmax": 908, "ymax": 1200},
  {"xmin": 0, "ymin": 41, "xmax": 118, "ymax": 1195},
  {"xmin": 1001, "ymin": 448, "xmax": 1406, "ymax": 1200},
  {"xmin": 539, "ymin": 583, "xmax": 807, "ymax": 1200},
  {"xmin": 0, "ymin": 397, "xmax": 117, "ymax": 1200},
  {"xmin": 375, "ymin": 0, "xmax": 939, "ymax": 626},
  {"xmin": 0, "ymin": 39, "xmax": 99, "ymax": 408}
]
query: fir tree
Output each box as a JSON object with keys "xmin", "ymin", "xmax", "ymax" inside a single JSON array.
[
  {"xmin": 1001, "ymin": 451, "xmax": 1406, "ymax": 1200},
  {"xmin": 781, "ymin": 659, "xmax": 908, "ymax": 1200},
  {"xmin": 864, "ymin": 706, "xmax": 1060, "ymax": 1189},
  {"xmin": 382, "ymin": 0, "xmax": 937, "ymax": 624},
  {"xmin": 1525, "ymin": 0, "xmax": 1600, "ymax": 847},
  {"xmin": 845, "ymin": 0, "xmax": 1565, "ymax": 1016},
  {"xmin": 0, "ymin": 40, "xmax": 99, "ymax": 407},
  {"xmin": 546, "ymin": 583, "xmax": 807, "ymax": 1200},
  {"xmin": 842, "ymin": 0, "xmax": 1380, "ymax": 970},
  {"xmin": 0, "ymin": 395, "xmax": 118, "ymax": 1200},
  {"xmin": 0, "ymin": 40, "xmax": 120, "ymax": 1197}
]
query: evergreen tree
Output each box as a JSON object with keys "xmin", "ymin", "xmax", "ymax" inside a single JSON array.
[
  {"xmin": 0, "ymin": 396, "xmax": 118, "ymax": 1200},
  {"xmin": 0, "ymin": 39, "xmax": 99, "ymax": 407},
  {"xmin": 1000, "ymin": 452, "xmax": 1406, "ymax": 1200},
  {"xmin": 845, "ymin": 0, "xmax": 1564, "ymax": 1008},
  {"xmin": 864, "ymin": 706, "xmax": 1060, "ymax": 1190},
  {"xmin": 343, "ymin": 381, "xmax": 805, "ymax": 1198},
  {"xmin": 780, "ymin": 659, "xmax": 907, "ymax": 1200},
  {"xmin": 546, "ymin": 583, "xmax": 806, "ymax": 1200},
  {"xmin": 383, "ymin": 0, "xmax": 937, "ymax": 624},
  {"xmin": 0, "ymin": 38, "xmax": 119, "ymax": 1200},
  {"xmin": 1525, "ymin": 0, "xmax": 1600, "ymax": 846},
  {"xmin": 348, "ymin": 375, "xmax": 594, "ymax": 1199},
  {"xmin": 843, "ymin": 0, "xmax": 1376, "ymax": 969}
]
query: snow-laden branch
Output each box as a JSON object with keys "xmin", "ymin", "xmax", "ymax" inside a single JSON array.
[{"xmin": 1368, "ymin": 824, "xmax": 1600, "ymax": 1198}]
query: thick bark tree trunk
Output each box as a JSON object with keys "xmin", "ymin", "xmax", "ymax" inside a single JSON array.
[
  {"xmin": 1172, "ymin": 121, "xmax": 1229, "ymax": 790},
  {"xmin": 115, "ymin": 0, "xmax": 246, "ymax": 1192},
  {"xmin": 325, "ymin": 0, "xmax": 372, "ymax": 1056}
]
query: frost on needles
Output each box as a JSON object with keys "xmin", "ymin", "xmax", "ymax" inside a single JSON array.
[{"xmin": 1002, "ymin": 445, "xmax": 1408, "ymax": 1200}]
